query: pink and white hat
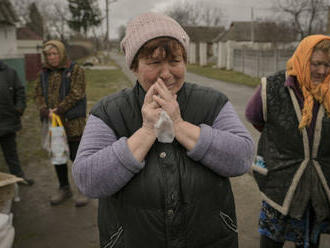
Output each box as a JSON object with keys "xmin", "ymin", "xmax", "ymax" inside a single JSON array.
[{"xmin": 120, "ymin": 12, "xmax": 190, "ymax": 69}]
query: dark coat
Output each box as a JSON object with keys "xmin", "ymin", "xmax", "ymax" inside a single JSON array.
[{"xmin": 0, "ymin": 61, "xmax": 26, "ymax": 137}]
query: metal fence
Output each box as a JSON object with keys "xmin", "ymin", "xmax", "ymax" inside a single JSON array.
[{"xmin": 233, "ymin": 48, "xmax": 294, "ymax": 78}]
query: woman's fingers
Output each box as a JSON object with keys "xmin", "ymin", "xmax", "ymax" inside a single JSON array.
[
  {"xmin": 144, "ymin": 83, "xmax": 157, "ymax": 104},
  {"xmin": 152, "ymin": 94, "xmax": 166, "ymax": 107},
  {"xmin": 155, "ymin": 78, "xmax": 172, "ymax": 99},
  {"xmin": 150, "ymin": 100, "xmax": 161, "ymax": 108}
]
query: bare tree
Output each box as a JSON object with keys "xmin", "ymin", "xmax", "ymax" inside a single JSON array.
[
  {"xmin": 27, "ymin": 2, "xmax": 44, "ymax": 38},
  {"xmin": 10, "ymin": 0, "xmax": 70, "ymax": 40},
  {"xmin": 272, "ymin": 0, "xmax": 328, "ymax": 39},
  {"xmin": 117, "ymin": 25, "xmax": 126, "ymax": 42},
  {"xmin": 165, "ymin": 1, "xmax": 224, "ymax": 26},
  {"xmin": 33, "ymin": 0, "xmax": 71, "ymax": 40},
  {"xmin": 10, "ymin": 0, "xmax": 32, "ymax": 24}
]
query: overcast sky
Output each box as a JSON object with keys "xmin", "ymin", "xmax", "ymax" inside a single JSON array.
[{"xmin": 100, "ymin": 0, "xmax": 275, "ymax": 39}]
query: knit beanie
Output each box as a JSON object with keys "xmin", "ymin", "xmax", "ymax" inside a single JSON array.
[{"xmin": 121, "ymin": 12, "xmax": 190, "ymax": 69}]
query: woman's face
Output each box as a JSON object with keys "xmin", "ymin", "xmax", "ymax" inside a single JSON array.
[
  {"xmin": 310, "ymin": 49, "xmax": 330, "ymax": 84},
  {"xmin": 45, "ymin": 47, "xmax": 61, "ymax": 68},
  {"xmin": 134, "ymin": 48, "xmax": 186, "ymax": 94}
]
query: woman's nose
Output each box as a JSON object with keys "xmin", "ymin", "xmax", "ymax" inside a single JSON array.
[
  {"xmin": 317, "ymin": 65, "xmax": 328, "ymax": 75},
  {"xmin": 159, "ymin": 63, "xmax": 171, "ymax": 80}
]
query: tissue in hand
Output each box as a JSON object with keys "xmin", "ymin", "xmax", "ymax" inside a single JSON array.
[{"xmin": 154, "ymin": 110, "xmax": 175, "ymax": 143}]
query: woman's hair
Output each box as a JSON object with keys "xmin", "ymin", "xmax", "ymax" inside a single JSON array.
[
  {"xmin": 130, "ymin": 37, "xmax": 187, "ymax": 71},
  {"xmin": 314, "ymin": 39, "xmax": 330, "ymax": 56}
]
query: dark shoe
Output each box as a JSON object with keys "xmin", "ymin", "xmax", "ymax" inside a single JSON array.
[
  {"xmin": 75, "ymin": 190, "xmax": 89, "ymax": 207},
  {"xmin": 50, "ymin": 186, "xmax": 72, "ymax": 206},
  {"xmin": 17, "ymin": 178, "xmax": 34, "ymax": 186}
]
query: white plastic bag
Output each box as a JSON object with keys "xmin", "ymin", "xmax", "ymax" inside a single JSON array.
[
  {"xmin": 49, "ymin": 114, "xmax": 70, "ymax": 165},
  {"xmin": 41, "ymin": 119, "xmax": 51, "ymax": 152},
  {"xmin": 154, "ymin": 110, "xmax": 175, "ymax": 143},
  {"xmin": 0, "ymin": 213, "xmax": 14, "ymax": 248}
]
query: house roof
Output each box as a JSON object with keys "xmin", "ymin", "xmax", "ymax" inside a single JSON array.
[
  {"xmin": 183, "ymin": 26, "xmax": 225, "ymax": 43},
  {"xmin": 216, "ymin": 21, "xmax": 297, "ymax": 43},
  {"xmin": 0, "ymin": 0, "xmax": 18, "ymax": 25},
  {"xmin": 17, "ymin": 27, "xmax": 43, "ymax": 40}
]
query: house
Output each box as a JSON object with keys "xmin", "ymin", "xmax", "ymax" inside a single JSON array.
[
  {"xmin": 183, "ymin": 26, "xmax": 225, "ymax": 66},
  {"xmin": 0, "ymin": 0, "xmax": 26, "ymax": 84},
  {"xmin": 0, "ymin": 0, "xmax": 19, "ymax": 57},
  {"xmin": 17, "ymin": 27, "xmax": 43, "ymax": 54},
  {"xmin": 215, "ymin": 21, "xmax": 298, "ymax": 70},
  {"xmin": 16, "ymin": 27, "xmax": 43, "ymax": 81}
]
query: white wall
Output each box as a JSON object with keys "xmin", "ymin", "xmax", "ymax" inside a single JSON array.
[
  {"xmin": 217, "ymin": 42, "xmax": 227, "ymax": 68},
  {"xmin": 17, "ymin": 40, "xmax": 43, "ymax": 54},
  {"xmin": 0, "ymin": 24, "xmax": 18, "ymax": 58},
  {"xmin": 188, "ymin": 42, "xmax": 196, "ymax": 64},
  {"xmin": 199, "ymin": 42, "xmax": 207, "ymax": 66}
]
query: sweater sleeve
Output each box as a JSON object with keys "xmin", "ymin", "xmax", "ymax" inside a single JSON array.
[
  {"xmin": 245, "ymin": 84, "xmax": 265, "ymax": 131},
  {"xmin": 187, "ymin": 101, "xmax": 255, "ymax": 177},
  {"xmin": 72, "ymin": 114, "xmax": 145, "ymax": 198}
]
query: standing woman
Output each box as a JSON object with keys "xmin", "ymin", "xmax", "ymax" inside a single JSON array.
[
  {"xmin": 246, "ymin": 35, "xmax": 330, "ymax": 247},
  {"xmin": 73, "ymin": 12, "xmax": 254, "ymax": 248},
  {"xmin": 35, "ymin": 40, "xmax": 88, "ymax": 207}
]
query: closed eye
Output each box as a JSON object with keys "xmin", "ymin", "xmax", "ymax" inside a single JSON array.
[
  {"xmin": 311, "ymin": 62, "xmax": 330, "ymax": 67},
  {"xmin": 148, "ymin": 61, "xmax": 160, "ymax": 65}
]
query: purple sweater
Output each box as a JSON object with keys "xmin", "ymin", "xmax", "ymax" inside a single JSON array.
[{"xmin": 73, "ymin": 101, "xmax": 255, "ymax": 198}]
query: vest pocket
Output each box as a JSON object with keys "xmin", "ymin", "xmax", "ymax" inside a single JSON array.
[
  {"xmin": 219, "ymin": 210, "xmax": 238, "ymax": 233},
  {"xmin": 103, "ymin": 226, "xmax": 123, "ymax": 248}
]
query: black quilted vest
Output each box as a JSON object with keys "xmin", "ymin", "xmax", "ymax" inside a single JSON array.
[
  {"xmin": 255, "ymin": 72, "xmax": 330, "ymax": 214},
  {"xmin": 91, "ymin": 82, "xmax": 238, "ymax": 248}
]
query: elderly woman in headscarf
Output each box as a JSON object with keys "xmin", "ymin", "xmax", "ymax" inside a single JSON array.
[
  {"xmin": 246, "ymin": 35, "xmax": 330, "ymax": 248},
  {"xmin": 34, "ymin": 40, "xmax": 88, "ymax": 207}
]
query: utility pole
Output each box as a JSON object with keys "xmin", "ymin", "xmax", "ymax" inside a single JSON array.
[
  {"xmin": 105, "ymin": 0, "xmax": 109, "ymax": 42},
  {"xmin": 104, "ymin": 0, "xmax": 118, "ymax": 52},
  {"xmin": 250, "ymin": 7, "xmax": 255, "ymax": 42}
]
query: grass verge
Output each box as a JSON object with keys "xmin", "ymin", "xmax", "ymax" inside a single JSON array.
[{"xmin": 187, "ymin": 64, "xmax": 260, "ymax": 87}]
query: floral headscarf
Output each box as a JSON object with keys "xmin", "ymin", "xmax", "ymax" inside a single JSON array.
[{"xmin": 42, "ymin": 40, "xmax": 69, "ymax": 69}]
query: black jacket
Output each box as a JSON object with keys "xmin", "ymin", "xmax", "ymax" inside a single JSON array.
[
  {"xmin": 91, "ymin": 82, "xmax": 238, "ymax": 248},
  {"xmin": 0, "ymin": 61, "xmax": 26, "ymax": 137}
]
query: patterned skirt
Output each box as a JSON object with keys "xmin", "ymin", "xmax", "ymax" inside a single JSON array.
[{"xmin": 258, "ymin": 201, "xmax": 330, "ymax": 247}]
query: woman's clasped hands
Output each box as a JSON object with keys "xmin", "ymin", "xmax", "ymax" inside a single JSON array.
[{"xmin": 141, "ymin": 78, "xmax": 183, "ymax": 137}]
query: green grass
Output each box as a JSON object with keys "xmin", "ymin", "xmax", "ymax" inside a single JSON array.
[
  {"xmin": 187, "ymin": 64, "xmax": 260, "ymax": 87},
  {"xmin": 85, "ymin": 67, "xmax": 132, "ymax": 108},
  {"xmin": 76, "ymin": 52, "xmax": 118, "ymax": 67}
]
